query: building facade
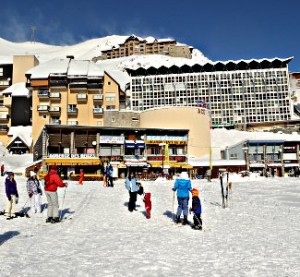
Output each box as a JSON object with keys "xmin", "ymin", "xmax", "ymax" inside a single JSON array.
[
  {"xmin": 128, "ymin": 58, "xmax": 292, "ymax": 129},
  {"xmin": 93, "ymin": 35, "xmax": 192, "ymax": 61}
]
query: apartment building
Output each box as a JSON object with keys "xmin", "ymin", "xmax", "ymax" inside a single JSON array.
[
  {"xmin": 93, "ymin": 35, "xmax": 192, "ymax": 61},
  {"xmin": 128, "ymin": 57, "xmax": 292, "ymax": 130}
]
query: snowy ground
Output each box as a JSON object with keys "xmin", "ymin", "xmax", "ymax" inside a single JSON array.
[{"xmin": 0, "ymin": 174, "xmax": 300, "ymax": 277}]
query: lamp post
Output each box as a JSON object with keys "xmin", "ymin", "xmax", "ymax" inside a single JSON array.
[
  {"xmin": 243, "ymin": 146, "xmax": 249, "ymax": 172},
  {"xmin": 159, "ymin": 143, "xmax": 166, "ymax": 176}
]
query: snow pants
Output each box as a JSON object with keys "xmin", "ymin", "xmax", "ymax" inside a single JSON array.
[
  {"xmin": 30, "ymin": 194, "xmax": 41, "ymax": 213},
  {"xmin": 45, "ymin": 191, "xmax": 59, "ymax": 218},
  {"xmin": 176, "ymin": 197, "xmax": 189, "ymax": 217},
  {"xmin": 193, "ymin": 213, "xmax": 202, "ymax": 227},
  {"xmin": 5, "ymin": 194, "xmax": 17, "ymax": 217},
  {"xmin": 128, "ymin": 191, "xmax": 137, "ymax": 212}
]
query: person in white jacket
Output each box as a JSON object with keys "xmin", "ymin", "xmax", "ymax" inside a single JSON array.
[{"xmin": 26, "ymin": 171, "xmax": 42, "ymax": 214}]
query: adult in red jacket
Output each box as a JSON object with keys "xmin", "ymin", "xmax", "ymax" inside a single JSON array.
[{"xmin": 44, "ymin": 165, "xmax": 67, "ymax": 223}]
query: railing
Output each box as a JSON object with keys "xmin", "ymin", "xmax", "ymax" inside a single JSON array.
[
  {"xmin": 49, "ymin": 106, "xmax": 61, "ymax": 113},
  {"xmin": 38, "ymin": 90, "xmax": 49, "ymax": 98},
  {"xmin": 93, "ymin": 94, "xmax": 103, "ymax": 100},
  {"xmin": 67, "ymin": 120, "xmax": 78, "ymax": 125},
  {"xmin": 37, "ymin": 105, "xmax": 49, "ymax": 112},
  {"xmin": 77, "ymin": 93, "xmax": 87, "ymax": 100},
  {"xmin": 93, "ymin": 108, "xmax": 103, "ymax": 114},
  {"xmin": 67, "ymin": 108, "xmax": 78, "ymax": 114},
  {"xmin": 49, "ymin": 92, "xmax": 61, "ymax": 99},
  {"xmin": 50, "ymin": 120, "xmax": 61, "ymax": 125}
]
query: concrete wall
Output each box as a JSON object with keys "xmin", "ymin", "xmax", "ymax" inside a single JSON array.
[{"xmin": 139, "ymin": 106, "xmax": 211, "ymax": 158}]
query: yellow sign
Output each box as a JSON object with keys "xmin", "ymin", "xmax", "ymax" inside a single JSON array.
[{"xmin": 146, "ymin": 140, "xmax": 186, "ymax": 145}]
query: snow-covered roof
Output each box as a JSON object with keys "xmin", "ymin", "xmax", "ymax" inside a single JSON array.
[
  {"xmin": 7, "ymin": 126, "xmax": 32, "ymax": 147},
  {"xmin": 0, "ymin": 55, "xmax": 13, "ymax": 64},
  {"xmin": 105, "ymin": 70, "xmax": 130, "ymax": 92},
  {"xmin": 2, "ymin": 82, "xmax": 30, "ymax": 97}
]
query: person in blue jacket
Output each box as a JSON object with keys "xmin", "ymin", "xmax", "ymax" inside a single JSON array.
[
  {"xmin": 172, "ymin": 171, "xmax": 192, "ymax": 225},
  {"xmin": 125, "ymin": 171, "xmax": 139, "ymax": 212}
]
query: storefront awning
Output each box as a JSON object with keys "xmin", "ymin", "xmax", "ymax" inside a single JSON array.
[
  {"xmin": 284, "ymin": 163, "xmax": 299, "ymax": 168},
  {"xmin": 44, "ymin": 158, "xmax": 101, "ymax": 166},
  {"xmin": 125, "ymin": 140, "xmax": 145, "ymax": 149},
  {"xmin": 250, "ymin": 163, "xmax": 265, "ymax": 168},
  {"xmin": 125, "ymin": 162, "xmax": 149, "ymax": 167}
]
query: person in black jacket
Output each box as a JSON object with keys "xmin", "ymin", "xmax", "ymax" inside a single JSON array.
[
  {"xmin": 5, "ymin": 172, "xmax": 19, "ymax": 220},
  {"xmin": 190, "ymin": 188, "xmax": 202, "ymax": 230}
]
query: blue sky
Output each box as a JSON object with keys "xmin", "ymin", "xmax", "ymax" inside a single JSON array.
[{"xmin": 1, "ymin": 0, "xmax": 299, "ymax": 71}]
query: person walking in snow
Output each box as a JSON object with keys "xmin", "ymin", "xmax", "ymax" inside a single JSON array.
[
  {"xmin": 172, "ymin": 171, "xmax": 192, "ymax": 225},
  {"xmin": 44, "ymin": 165, "xmax": 67, "ymax": 223},
  {"xmin": 26, "ymin": 171, "xmax": 42, "ymax": 214},
  {"xmin": 4, "ymin": 172, "xmax": 19, "ymax": 220},
  {"xmin": 190, "ymin": 188, "xmax": 202, "ymax": 230},
  {"xmin": 125, "ymin": 171, "xmax": 139, "ymax": 212},
  {"xmin": 1, "ymin": 163, "xmax": 4, "ymax": 176},
  {"xmin": 78, "ymin": 168, "xmax": 84, "ymax": 185}
]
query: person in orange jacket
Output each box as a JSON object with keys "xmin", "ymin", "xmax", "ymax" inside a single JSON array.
[
  {"xmin": 78, "ymin": 168, "xmax": 84, "ymax": 185},
  {"xmin": 44, "ymin": 165, "xmax": 67, "ymax": 223}
]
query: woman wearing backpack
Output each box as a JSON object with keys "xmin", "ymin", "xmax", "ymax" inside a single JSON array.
[{"xmin": 44, "ymin": 165, "xmax": 67, "ymax": 223}]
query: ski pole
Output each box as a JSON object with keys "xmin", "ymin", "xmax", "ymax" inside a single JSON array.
[
  {"xmin": 172, "ymin": 190, "xmax": 175, "ymax": 220},
  {"xmin": 59, "ymin": 184, "xmax": 68, "ymax": 222}
]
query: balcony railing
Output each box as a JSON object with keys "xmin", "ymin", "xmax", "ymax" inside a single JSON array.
[
  {"xmin": 87, "ymin": 83, "xmax": 103, "ymax": 89},
  {"xmin": 0, "ymin": 125, "xmax": 9, "ymax": 131},
  {"xmin": 0, "ymin": 114, "xmax": 9, "ymax": 121},
  {"xmin": 67, "ymin": 120, "xmax": 78, "ymax": 125},
  {"xmin": 77, "ymin": 93, "xmax": 87, "ymax": 101},
  {"xmin": 67, "ymin": 108, "xmax": 78, "ymax": 114},
  {"xmin": 50, "ymin": 120, "xmax": 61, "ymax": 125},
  {"xmin": 69, "ymin": 82, "xmax": 87, "ymax": 89},
  {"xmin": 49, "ymin": 80, "xmax": 68, "ymax": 87},
  {"xmin": 37, "ymin": 105, "xmax": 49, "ymax": 112},
  {"xmin": 93, "ymin": 94, "xmax": 103, "ymax": 101},
  {"xmin": 49, "ymin": 106, "xmax": 61, "ymax": 113},
  {"xmin": 38, "ymin": 90, "xmax": 49, "ymax": 98},
  {"xmin": 49, "ymin": 92, "xmax": 61, "ymax": 99},
  {"xmin": 93, "ymin": 108, "xmax": 103, "ymax": 114}
]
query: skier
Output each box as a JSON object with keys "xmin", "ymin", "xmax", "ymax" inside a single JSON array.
[
  {"xmin": 26, "ymin": 171, "xmax": 42, "ymax": 214},
  {"xmin": 172, "ymin": 171, "xmax": 192, "ymax": 225},
  {"xmin": 190, "ymin": 188, "xmax": 202, "ymax": 230},
  {"xmin": 4, "ymin": 172, "xmax": 19, "ymax": 220},
  {"xmin": 44, "ymin": 165, "xmax": 67, "ymax": 223}
]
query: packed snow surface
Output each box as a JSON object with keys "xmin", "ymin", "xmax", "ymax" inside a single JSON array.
[{"xmin": 0, "ymin": 172, "xmax": 300, "ymax": 276}]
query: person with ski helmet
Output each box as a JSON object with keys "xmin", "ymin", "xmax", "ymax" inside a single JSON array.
[
  {"xmin": 172, "ymin": 171, "xmax": 192, "ymax": 225},
  {"xmin": 190, "ymin": 188, "xmax": 202, "ymax": 230},
  {"xmin": 44, "ymin": 165, "xmax": 67, "ymax": 223}
]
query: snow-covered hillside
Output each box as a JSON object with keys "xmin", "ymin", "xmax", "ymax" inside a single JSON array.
[{"xmin": 0, "ymin": 35, "xmax": 210, "ymax": 65}]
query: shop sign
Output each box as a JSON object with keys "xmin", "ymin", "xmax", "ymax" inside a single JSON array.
[
  {"xmin": 100, "ymin": 136, "xmax": 124, "ymax": 144},
  {"xmin": 48, "ymin": 154, "xmax": 97, "ymax": 158}
]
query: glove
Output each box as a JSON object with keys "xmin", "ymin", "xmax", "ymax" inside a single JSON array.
[
  {"xmin": 8, "ymin": 197, "xmax": 11, "ymax": 201},
  {"xmin": 15, "ymin": 198, "xmax": 19, "ymax": 204},
  {"xmin": 172, "ymin": 188, "xmax": 176, "ymax": 191},
  {"xmin": 29, "ymin": 192, "xmax": 33, "ymax": 198}
]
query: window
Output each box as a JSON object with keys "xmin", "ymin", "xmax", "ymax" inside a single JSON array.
[
  {"xmin": 0, "ymin": 68, "xmax": 3, "ymax": 76},
  {"xmin": 68, "ymin": 104, "xmax": 77, "ymax": 112},
  {"xmin": 105, "ymin": 92, "xmax": 115, "ymax": 102}
]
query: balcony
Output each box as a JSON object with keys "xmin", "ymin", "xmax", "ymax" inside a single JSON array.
[
  {"xmin": 38, "ymin": 90, "xmax": 49, "ymax": 98},
  {"xmin": 37, "ymin": 105, "xmax": 49, "ymax": 112},
  {"xmin": 49, "ymin": 80, "xmax": 68, "ymax": 88},
  {"xmin": 69, "ymin": 82, "xmax": 87, "ymax": 90},
  {"xmin": 0, "ymin": 125, "xmax": 9, "ymax": 132},
  {"xmin": 67, "ymin": 120, "xmax": 78, "ymax": 125},
  {"xmin": 49, "ymin": 106, "xmax": 61, "ymax": 114},
  {"xmin": 87, "ymin": 83, "xmax": 103, "ymax": 90},
  {"xmin": 93, "ymin": 94, "xmax": 103, "ymax": 102},
  {"xmin": 49, "ymin": 92, "xmax": 61, "ymax": 100},
  {"xmin": 67, "ymin": 108, "xmax": 78, "ymax": 115},
  {"xmin": 50, "ymin": 119, "xmax": 61, "ymax": 125},
  {"xmin": 77, "ymin": 93, "xmax": 87, "ymax": 102},
  {"xmin": 93, "ymin": 107, "xmax": 103, "ymax": 115},
  {"xmin": 0, "ymin": 114, "xmax": 9, "ymax": 121}
]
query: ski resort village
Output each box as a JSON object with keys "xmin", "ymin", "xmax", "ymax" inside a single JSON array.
[{"xmin": 0, "ymin": 34, "xmax": 300, "ymax": 276}]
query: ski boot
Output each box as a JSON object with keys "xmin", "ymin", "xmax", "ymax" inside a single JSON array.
[
  {"xmin": 46, "ymin": 217, "xmax": 53, "ymax": 223},
  {"xmin": 182, "ymin": 215, "xmax": 188, "ymax": 225}
]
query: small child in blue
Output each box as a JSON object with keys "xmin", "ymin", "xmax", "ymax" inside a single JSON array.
[{"xmin": 190, "ymin": 188, "xmax": 202, "ymax": 230}]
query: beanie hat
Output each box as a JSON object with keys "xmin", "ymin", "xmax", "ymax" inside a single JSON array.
[
  {"xmin": 180, "ymin": 171, "xmax": 189, "ymax": 179},
  {"xmin": 191, "ymin": 188, "xmax": 199, "ymax": 197},
  {"xmin": 30, "ymin": 171, "xmax": 36, "ymax": 177}
]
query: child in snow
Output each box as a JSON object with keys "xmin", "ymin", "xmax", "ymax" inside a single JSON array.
[
  {"xmin": 143, "ymin": 192, "xmax": 152, "ymax": 219},
  {"xmin": 78, "ymin": 169, "xmax": 84, "ymax": 185},
  {"xmin": 190, "ymin": 188, "xmax": 202, "ymax": 230}
]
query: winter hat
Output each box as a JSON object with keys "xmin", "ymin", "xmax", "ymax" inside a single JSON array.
[
  {"xmin": 191, "ymin": 188, "xmax": 199, "ymax": 197},
  {"xmin": 30, "ymin": 171, "xmax": 36, "ymax": 177},
  {"xmin": 50, "ymin": 165, "xmax": 57, "ymax": 170},
  {"xmin": 180, "ymin": 171, "xmax": 189, "ymax": 179}
]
